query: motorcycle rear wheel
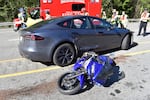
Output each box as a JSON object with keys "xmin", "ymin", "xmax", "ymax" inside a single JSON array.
[
  {"xmin": 13, "ymin": 26, "xmax": 19, "ymax": 32},
  {"xmin": 57, "ymin": 72, "xmax": 81, "ymax": 95}
]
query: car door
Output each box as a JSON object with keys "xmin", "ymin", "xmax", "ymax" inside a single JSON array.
[
  {"xmin": 89, "ymin": 17, "xmax": 122, "ymax": 50},
  {"xmin": 70, "ymin": 17, "xmax": 101, "ymax": 51}
]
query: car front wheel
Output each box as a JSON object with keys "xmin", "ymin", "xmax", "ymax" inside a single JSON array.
[
  {"xmin": 121, "ymin": 34, "xmax": 131, "ymax": 50},
  {"xmin": 53, "ymin": 43, "xmax": 75, "ymax": 67}
]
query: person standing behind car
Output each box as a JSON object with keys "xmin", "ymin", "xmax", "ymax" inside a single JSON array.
[
  {"xmin": 81, "ymin": 7, "xmax": 89, "ymax": 16},
  {"xmin": 45, "ymin": 11, "xmax": 51, "ymax": 20},
  {"xmin": 18, "ymin": 7, "xmax": 27, "ymax": 28},
  {"xmin": 137, "ymin": 8, "xmax": 150, "ymax": 36},
  {"xmin": 102, "ymin": 11, "xmax": 107, "ymax": 20},
  {"xmin": 111, "ymin": 9, "xmax": 119, "ymax": 27},
  {"xmin": 120, "ymin": 11, "xmax": 128, "ymax": 28}
]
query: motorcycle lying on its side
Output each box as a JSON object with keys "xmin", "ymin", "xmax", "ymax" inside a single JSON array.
[
  {"xmin": 57, "ymin": 52, "xmax": 124, "ymax": 95},
  {"xmin": 13, "ymin": 18, "xmax": 22, "ymax": 31},
  {"xmin": 13, "ymin": 18, "xmax": 27, "ymax": 32}
]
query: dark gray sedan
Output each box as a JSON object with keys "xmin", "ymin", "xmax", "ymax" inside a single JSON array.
[{"xmin": 18, "ymin": 15, "xmax": 133, "ymax": 66}]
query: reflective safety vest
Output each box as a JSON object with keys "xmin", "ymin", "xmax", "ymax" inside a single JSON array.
[{"xmin": 140, "ymin": 12, "xmax": 149, "ymax": 22}]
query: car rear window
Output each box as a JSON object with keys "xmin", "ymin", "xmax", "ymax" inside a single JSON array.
[
  {"xmin": 27, "ymin": 17, "xmax": 65, "ymax": 29},
  {"xmin": 28, "ymin": 19, "xmax": 54, "ymax": 29}
]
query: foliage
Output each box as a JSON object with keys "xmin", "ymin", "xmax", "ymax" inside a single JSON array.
[
  {"xmin": 102, "ymin": 0, "xmax": 113, "ymax": 18},
  {"xmin": 102, "ymin": 0, "xmax": 150, "ymax": 18},
  {"xmin": 0, "ymin": 0, "xmax": 150, "ymax": 22},
  {"xmin": 0, "ymin": 0, "xmax": 39, "ymax": 22}
]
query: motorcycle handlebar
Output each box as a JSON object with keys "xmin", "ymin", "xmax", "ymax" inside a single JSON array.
[
  {"xmin": 82, "ymin": 51, "xmax": 107, "ymax": 65},
  {"xmin": 82, "ymin": 51, "xmax": 98, "ymax": 58}
]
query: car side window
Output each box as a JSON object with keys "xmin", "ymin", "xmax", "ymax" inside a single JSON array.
[
  {"xmin": 90, "ymin": 18, "xmax": 111, "ymax": 29},
  {"xmin": 71, "ymin": 18, "xmax": 91, "ymax": 29},
  {"xmin": 72, "ymin": 19, "xmax": 83, "ymax": 28},
  {"xmin": 58, "ymin": 20, "xmax": 72, "ymax": 28}
]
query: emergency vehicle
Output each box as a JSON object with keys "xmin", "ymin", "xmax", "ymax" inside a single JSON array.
[
  {"xmin": 13, "ymin": 0, "xmax": 102, "ymax": 30},
  {"xmin": 40, "ymin": 0, "xmax": 102, "ymax": 18}
]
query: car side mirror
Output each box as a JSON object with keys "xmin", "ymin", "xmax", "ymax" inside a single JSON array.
[{"xmin": 107, "ymin": 26, "xmax": 114, "ymax": 31}]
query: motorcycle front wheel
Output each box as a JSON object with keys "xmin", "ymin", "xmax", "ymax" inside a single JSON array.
[
  {"xmin": 57, "ymin": 72, "xmax": 81, "ymax": 95},
  {"xmin": 13, "ymin": 26, "xmax": 19, "ymax": 32}
]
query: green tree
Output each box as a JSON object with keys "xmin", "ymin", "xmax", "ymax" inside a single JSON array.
[
  {"xmin": 102, "ymin": 0, "xmax": 150, "ymax": 18},
  {"xmin": 102, "ymin": 0, "xmax": 113, "ymax": 18},
  {"xmin": 0, "ymin": 0, "xmax": 150, "ymax": 22},
  {"xmin": 134, "ymin": 0, "xmax": 150, "ymax": 18},
  {"xmin": 0, "ymin": 0, "xmax": 39, "ymax": 22}
]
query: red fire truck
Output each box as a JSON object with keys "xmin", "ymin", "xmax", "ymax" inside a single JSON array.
[
  {"xmin": 13, "ymin": 0, "xmax": 102, "ymax": 30},
  {"xmin": 40, "ymin": 0, "xmax": 102, "ymax": 19}
]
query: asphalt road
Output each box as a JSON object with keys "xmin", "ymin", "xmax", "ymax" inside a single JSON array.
[{"xmin": 0, "ymin": 22, "xmax": 150, "ymax": 100}]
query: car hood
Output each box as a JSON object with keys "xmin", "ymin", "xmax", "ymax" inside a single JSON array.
[{"xmin": 114, "ymin": 27, "xmax": 133, "ymax": 34}]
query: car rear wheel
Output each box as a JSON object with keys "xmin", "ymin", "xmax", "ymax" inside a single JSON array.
[
  {"xmin": 53, "ymin": 43, "xmax": 75, "ymax": 67},
  {"xmin": 121, "ymin": 35, "xmax": 131, "ymax": 50}
]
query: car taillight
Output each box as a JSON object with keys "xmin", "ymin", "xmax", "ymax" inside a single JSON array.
[{"xmin": 24, "ymin": 34, "xmax": 44, "ymax": 41}]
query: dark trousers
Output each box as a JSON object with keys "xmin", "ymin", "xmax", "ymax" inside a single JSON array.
[{"xmin": 138, "ymin": 21, "xmax": 147, "ymax": 35}]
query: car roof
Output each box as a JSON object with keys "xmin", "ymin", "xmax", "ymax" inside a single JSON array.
[
  {"xmin": 53, "ymin": 15, "xmax": 85, "ymax": 21},
  {"xmin": 57, "ymin": 15, "xmax": 86, "ymax": 19},
  {"xmin": 25, "ymin": 15, "xmax": 103, "ymax": 31},
  {"xmin": 52, "ymin": 15, "xmax": 103, "ymax": 23}
]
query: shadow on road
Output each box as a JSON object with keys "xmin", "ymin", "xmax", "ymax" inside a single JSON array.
[
  {"xmin": 143, "ymin": 32, "xmax": 150, "ymax": 37},
  {"xmin": 96, "ymin": 41, "xmax": 138, "ymax": 55},
  {"xmin": 40, "ymin": 62, "xmax": 54, "ymax": 66},
  {"xmin": 130, "ymin": 42, "xmax": 138, "ymax": 48},
  {"xmin": 40, "ymin": 42, "xmax": 138, "ymax": 67}
]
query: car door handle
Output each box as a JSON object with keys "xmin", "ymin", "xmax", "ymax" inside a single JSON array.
[
  {"xmin": 97, "ymin": 32, "xmax": 104, "ymax": 35},
  {"xmin": 98, "ymin": 32, "xmax": 103, "ymax": 34},
  {"xmin": 72, "ymin": 32, "xmax": 79, "ymax": 35}
]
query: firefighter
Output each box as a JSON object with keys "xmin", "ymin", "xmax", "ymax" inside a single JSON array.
[
  {"xmin": 137, "ymin": 8, "xmax": 150, "ymax": 36},
  {"xmin": 81, "ymin": 7, "xmax": 89, "ymax": 16},
  {"xmin": 102, "ymin": 11, "xmax": 107, "ymax": 20},
  {"xmin": 45, "ymin": 11, "xmax": 51, "ymax": 20},
  {"xmin": 18, "ymin": 7, "xmax": 27, "ymax": 28},
  {"xmin": 120, "ymin": 11, "xmax": 128, "ymax": 28},
  {"xmin": 111, "ymin": 9, "xmax": 119, "ymax": 27}
]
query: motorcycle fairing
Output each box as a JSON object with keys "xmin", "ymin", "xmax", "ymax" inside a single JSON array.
[
  {"xmin": 73, "ymin": 57, "xmax": 87, "ymax": 88},
  {"xmin": 73, "ymin": 55, "xmax": 114, "ymax": 87},
  {"xmin": 92, "ymin": 55, "xmax": 114, "ymax": 85}
]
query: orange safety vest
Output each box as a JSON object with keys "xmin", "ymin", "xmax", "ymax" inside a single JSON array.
[
  {"xmin": 141, "ymin": 12, "xmax": 149, "ymax": 22},
  {"xmin": 120, "ymin": 15, "xmax": 125, "ymax": 20}
]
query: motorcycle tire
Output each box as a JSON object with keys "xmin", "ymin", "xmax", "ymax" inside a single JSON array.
[
  {"xmin": 57, "ymin": 72, "xmax": 81, "ymax": 95},
  {"xmin": 118, "ymin": 71, "xmax": 125, "ymax": 80},
  {"xmin": 13, "ymin": 26, "xmax": 19, "ymax": 32},
  {"xmin": 13, "ymin": 25, "xmax": 21, "ymax": 32}
]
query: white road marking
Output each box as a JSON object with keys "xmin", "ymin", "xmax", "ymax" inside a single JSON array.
[{"xmin": 8, "ymin": 38, "xmax": 19, "ymax": 41}]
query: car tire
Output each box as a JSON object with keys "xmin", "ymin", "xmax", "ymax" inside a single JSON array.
[
  {"xmin": 57, "ymin": 72, "xmax": 81, "ymax": 95},
  {"xmin": 121, "ymin": 35, "xmax": 131, "ymax": 50},
  {"xmin": 53, "ymin": 43, "xmax": 75, "ymax": 66}
]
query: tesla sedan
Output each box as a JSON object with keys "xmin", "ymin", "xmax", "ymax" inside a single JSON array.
[{"xmin": 18, "ymin": 15, "xmax": 133, "ymax": 66}]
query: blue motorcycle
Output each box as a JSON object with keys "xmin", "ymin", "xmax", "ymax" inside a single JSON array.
[{"xmin": 57, "ymin": 52, "xmax": 124, "ymax": 95}]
